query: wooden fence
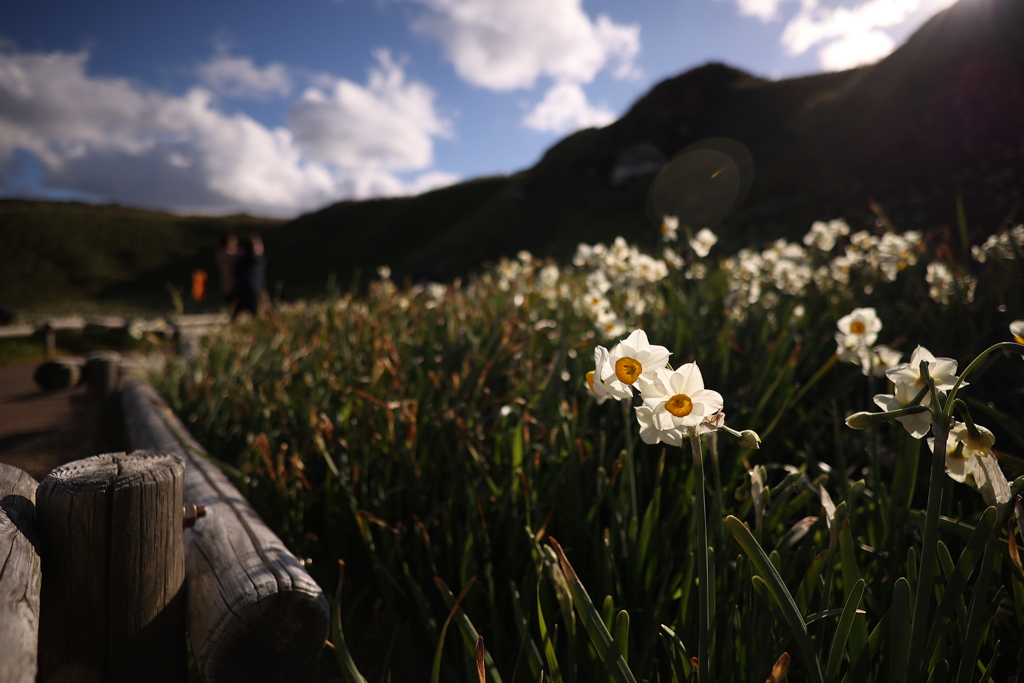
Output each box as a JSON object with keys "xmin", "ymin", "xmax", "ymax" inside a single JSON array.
[
  {"xmin": 0, "ymin": 313, "xmax": 227, "ymax": 357},
  {"xmin": 0, "ymin": 354, "xmax": 330, "ymax": 682}
]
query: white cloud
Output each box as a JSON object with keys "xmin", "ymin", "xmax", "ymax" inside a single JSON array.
[
  {"xmin": 197, "ymin": 54, "xmax": 292, "ymax": 100},
  {"xmin": 411, "ymin": 0, "xmax": 640, "ymax": 91},
  {"xmin": 816, "ymin": 29, "xmax": 896, "ymax": 70},
  {"xmin": 734, "ymin": 0, "xmax": 791, "ymax": 22},
  {"xmin": 781, "ymin": 0, "xmax": 918, "ymax": 56},
  {"xmin": 405, "ymin": 169, "xmax": 463, "ymax": 195},
  {"xmin": 288, "ymin": 50, "xmax": 450, "ymax": 171},
  {"xmin": 0, "ymin": 47, "xmax": 456, "ymax": 216},
  {"xmin": 523, "ymin": 82, "xmax": 614, "ymax": 134},
  {"xmin": 729, "ymin": 0, "xmax": 957, "ymax": 71}
]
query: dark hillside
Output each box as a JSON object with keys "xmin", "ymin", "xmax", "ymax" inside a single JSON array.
[
  {"xmin": 274, "ymin": 0, "xmax": 1023, "ymax": 284},
  {"xmin": 3, "ymin": 0, "xmax": 1021, "ymax": 304},
  {"xmin": 0, "ymin": 200, "xmax": 283, "ymax": 306}
]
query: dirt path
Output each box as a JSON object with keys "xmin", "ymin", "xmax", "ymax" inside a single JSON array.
[{"xmin": 0, "ymin": 362, "xmax": 89, "ymax": 479}]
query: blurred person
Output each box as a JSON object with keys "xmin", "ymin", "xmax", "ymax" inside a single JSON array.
[
  {"xmin": 233, "ymin": 234, "xmax": 268, "ymax": 319},
  {"xmin": 191, "ymin": 269, "xmax": 208, "ymax": 303},
  {"xmin": 214, "ymin": 233, "xmax": 240, "ymax": 311}
]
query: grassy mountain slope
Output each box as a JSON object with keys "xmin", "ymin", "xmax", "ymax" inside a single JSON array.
[
  {"xmin": 2, "ymin": 0, "xmax": 1021, "ymax": 306},
  {"xmin": 270, "ymin": 0, "xmax": 1023, "ymax": 285},
  {"xmin": 0, "ymin": 200, "xmax": 283, "ymax": 306}
]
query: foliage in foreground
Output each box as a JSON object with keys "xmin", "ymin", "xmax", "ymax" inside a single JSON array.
[{"xmin": 153, "ymin": 219, "xmax": 1024, "ymax": 682}]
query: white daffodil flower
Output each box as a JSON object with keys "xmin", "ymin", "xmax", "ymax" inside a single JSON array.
[
  {"xmin": 835, "ymin": 330, "xmax": 869, "ymax": 366},
  {"xmin": 600, "ymin": 329, "xmax": 671, "ymax": 394},
  {"xmin": 929, "ymin": 421, "xmax": 1009, "ymax": 506},
  {"xmin": 691, "ymin": 228, "xmax": 718, "ymax": 258},
  {"xmin": 587, "ymin": 346, "xmax": 632, "ymax": 403},
  {"xmin": 1010, "ymin": 320, "xmax": 1024, "ymax": 344},
  {"xmin": 836, "ymin": 307, "xmax": 882, "ymax": 348},
  {"xmin": 595, "ymin": 310, "xmax": 626, "ymax": 340},
  {"xmin": 860, "ymin": 344, "xmax": 902, "ymax": 378},
  {"xmin": 635, "ymin": 405, "xmax": 682, "ymax": 446},
  {"xmin": 950, "ymin": 421, "xmax": 996, "ymax": 459},
  {"xmin": 663, "ymin": 246, "xmax": 685, "ymax": 269},
  {"xmin": 661, "ymin": 215, "xmax": 679, "ymax": 242},
  {"xmin": 886, "ymin": 345, "xmax": 961, "ymax": 392},
  {"xmin": 637, "ymin": 363, "xmax": 725, "ymax": 443},
  {"xmin": 873, "ymin": 380, "xmax": 932, "ymax": 439}
]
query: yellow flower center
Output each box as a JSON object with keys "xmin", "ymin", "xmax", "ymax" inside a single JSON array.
[
  {"xmin": 586, "ymin": 371, "xmax": 596, "ymax": 393},
  {"xmin": 1015, "ymin": 335, "xmax": 1024, "ymax": 345},
  {"xmin": 666, "ymin": 393, "xmax": 693, "ymax": 418},
  {"xmin": 615, "ymin": 357, "xmax": 642, "ymax": 384},
  {"xmin": 850, "ymin": 321, "xmax": 866, "ymax": 334}
]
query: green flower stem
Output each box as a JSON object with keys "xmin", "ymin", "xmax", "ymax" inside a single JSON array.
[
  {"xmin": 846, "ymin": 404, "xmax": 930, "ymax": 428},
  {"xmin": 942, "ymin": 342, "xmax": 1024, "ymax": 415},
  {"xmin": 623, "ymin": 399, "xmax": 639, "ymax": 524},
  {"xmin": 907, "ymin": 418, "xmax": 949, "ymax": 682},
  {"xmin": 689, "ymin": 430, "xmax": 712, "ymax": 683},
  {"xmin": 951, "ymin": 398, "xmax": 982, "ymax": 440}
]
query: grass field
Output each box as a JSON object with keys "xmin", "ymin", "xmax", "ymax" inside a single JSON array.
[{"xmin": 153, "ymin": 218, "xmax": 1024, "ymax": 682}]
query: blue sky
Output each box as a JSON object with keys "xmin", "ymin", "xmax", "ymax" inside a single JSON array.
[{"xmin": 0, "ymin": 0, "xmax": 955, "ymax": 217}]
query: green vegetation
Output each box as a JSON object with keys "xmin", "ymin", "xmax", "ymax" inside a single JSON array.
[
  {"xmin": 153, "ymin": 217, "xmax": 1024, "ymax": 682},
  {"xmin": 6, "ymin": 0, "xmax": 1020, "ymax": 310},
  {"xmin": 0, "ymin": 199, "xmax": 283, "ymax": 307}
]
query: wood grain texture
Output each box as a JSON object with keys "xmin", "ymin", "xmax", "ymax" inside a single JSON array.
[
  {"xmin": 36, "ymin": 451, "xmax": 186, "ymax": 683},
  {"xmin": 107, "ymin": 452, "xmax": 186, "ymax": 683},
  {"xmin": 122, "ymin": 379, "xmax": 329, "ymax": 683},
  {"xmin": 0, "ymin": 463, "xmax": 42, "ymax": 683},
  {"xmin": 85, "ymin": 353, "xmax": 122, "ymax": 454},
  {"xmin": 37, "ymin": 455, "xmax": 115, "ymax": 683}
]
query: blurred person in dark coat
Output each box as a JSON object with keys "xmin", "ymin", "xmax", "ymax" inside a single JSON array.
[
  {"xmin": 233, "ymin": 234, "xmax": 268, "ymax": 319},
  {"xmin": 214, "ymin": 233, "xmax": 240, "ymax": 311}
]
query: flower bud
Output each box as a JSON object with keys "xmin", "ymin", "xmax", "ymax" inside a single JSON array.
[
  {"xmin": 845, "ymin": 411, "xmax": 875, "ymax": 429},
  {"xmin": 739, "ymin": 429, "xmax": 761, "ymax": 449}
]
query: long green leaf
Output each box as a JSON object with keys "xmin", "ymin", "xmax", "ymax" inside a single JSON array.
[
  {"xmin": 796, "ymin": 551, "xmax": 829, "ymax": 615},
  {"xmin": 431, "ymin": 577, "xmax": 477, "ymax": 683},
  {"xmin": 332, "ymin": 561, "xmax": 369, "ymax": 683},
  {"xmin": 953, "ymin": 538, "xmax": 1001, "ymax": 683},
  {"xmin": 549, "ymin": 538, "xmax": 636, "ymax": 683},
  {"xmin": 510, "ymin": 582, "xmax": 544, "ymax": 682},
  {"xmin": 435, "ymin": 577, "xmax": 504, "ymax": 683},
  {"xmin": 825, "ymin": 578, "xmax": 864, "ymax": 682},
  {"xmin": 727, "ymin": 515, "xmax": 825, "ymax": 683},
  {"xmin": 925, "ymin": 506, "xmax": 997, "ymax": 662},
  {"xmin": 890, "ymin": 577, "xmax": 912, "ymax": 683},
  {"xmin": 536, "ymin": 578, "xmax": 562, "ymax": 683},
  {"xmin": 613, "ymin": 611, "xmax": 630, "ymax": 665},
  {"xmin": 837, "ymin": 521, "xmax": 868, "ymax": 680},
  {"xmin": 332, "ymin": 598, "xmax": 369, "ymax": 683},
  {"xmin": 936, "ymin": 542, "xmax": 969, "ymax": 632}
]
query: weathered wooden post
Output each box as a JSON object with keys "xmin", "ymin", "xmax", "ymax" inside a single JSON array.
[
  {"xmin": 122, "ymin": 379, "xmax": 330, "ymax": 683},
  {"xmin": 85, "ymin": 352, "xmax": 122, "ymax": 453},
  {"xmin": 0, "ymin": 464, "xmax": 42, "ymax": 683},
  {"xmin": 36, "ymin": 451, "xmax": 186, "ymax": 683},
  {"xmin": 42, "ymin": 322, "xmax": 56, "ymax": 358}
]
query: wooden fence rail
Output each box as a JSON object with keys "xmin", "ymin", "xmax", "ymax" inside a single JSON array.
[
  {"xmin": 122, "ymin": 379, "xmax": 330, "ymax": 683},
  {"xmin": 0, "ymin": 314, "xmax": 227, "ymax": 357},
  {"xmin": 0, "ymin": 463, "xmax": 42, "ymax": 683}
]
